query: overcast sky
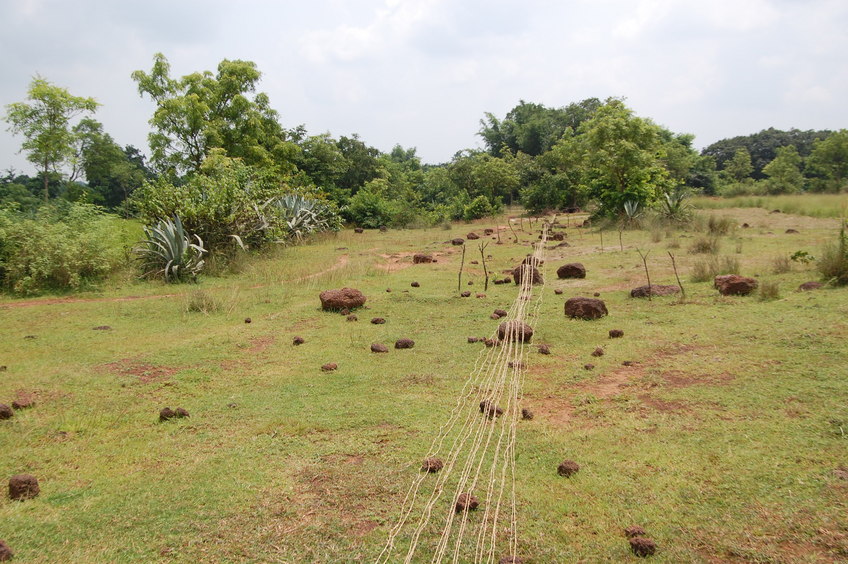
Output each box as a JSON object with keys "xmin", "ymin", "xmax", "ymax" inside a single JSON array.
[{"xmin": 2, "ymin": 0, "xmax": 847, "ymax": 174}]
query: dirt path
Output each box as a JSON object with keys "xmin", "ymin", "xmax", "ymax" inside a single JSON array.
[{"xmin": 0, "ymin": 254, "xmax": 351, "ymax": 310}]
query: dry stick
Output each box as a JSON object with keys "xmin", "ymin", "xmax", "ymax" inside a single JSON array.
[
  {"xmin": 636, "ymin": 248, "xmax": 652, "ymax": 302},
  {"xmin": 668, "ymin": 251, "xmax": 686, "ymax": 300},
  {"xmin": 458, "ymin": 244, "xmax": 466, "ymax": 294},
  {"xmin": 599, "ymin": 229, "xmax": 604, "ymax": 251},
  {"xmin": 480, "ymin": 242, "xmax": 490, "ymax": 292},
  {"xmin": 618, "ymin": 227, "xmax": 624, "ymax": 252},
  {"xmin": 497, "ymin": 226, "xmax": 502, "ymax": 245},
  {"xmin": 508, "ymin": 220, "xmax": 518, "ymax": 244}
]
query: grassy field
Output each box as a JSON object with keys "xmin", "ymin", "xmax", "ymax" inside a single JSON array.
[
  {"xmin": 691, "ymin": 193, "xmax": 848, "ymax": 219},
  {"xmin": 1, "ymin": 208, "xmax": 847, "ymax": 563}
]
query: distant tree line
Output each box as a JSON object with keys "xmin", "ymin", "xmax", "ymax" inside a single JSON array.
[{"xmin": 4, "ymin": 54, "xmax": 847, "ymax": 228}]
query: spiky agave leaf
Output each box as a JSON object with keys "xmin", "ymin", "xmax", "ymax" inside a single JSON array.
[{"xmin": 136, "ymin": 216, "xmax": 206, "ymax": 282}]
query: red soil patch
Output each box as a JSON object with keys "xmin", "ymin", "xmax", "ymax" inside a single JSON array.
[
  {"xmin": 248, "ymin": 336, "xmax": 276, "ymax": 353},
  {"xmin": 102, "ymin": 359, "xmax": 179, "ymax": 384}
]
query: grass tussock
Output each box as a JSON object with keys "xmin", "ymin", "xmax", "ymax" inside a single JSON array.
[
  {"xmin": 184, "ymin": 289, "xmax": 224, "ymax": 314},
  {"xmin": 817, "ymin": 222, "xmax": 848, "ymax": 285},
  {"xmin": 771, "ymin": 255, "xmax": 792, "ymax": 274},
  {"xmin": 758, "ymin": 280, "xmax": 781, "ymax": 301},
  {"xmin": 691, "ymin": 255, "xmax": 741, "ymax": 282},
  {"xmin": 689, "ymin": 235, "xmax": 721, "ymax": 254},
  {"xmin": 691, "ymin": 193, "xmax": 848, "ymax": 219}
]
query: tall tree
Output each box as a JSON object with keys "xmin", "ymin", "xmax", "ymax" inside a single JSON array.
[
  {"xmin": 806, "ymin": 130, "xmax": 848, "ymax": 192},
  {"xmin": 762, "ymin": 145, "xmax": 804, "ymax": 194},
  {"xmin": 4, "ymin": 77, "xmax": 99, "ymax": 201},
  {"xmin": 132, "ymin": 53, "xmax": 296, "ymax": 177}
]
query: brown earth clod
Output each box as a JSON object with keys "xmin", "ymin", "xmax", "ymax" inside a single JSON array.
[
  {"xmin": 629, "ymin": 537, "xmax": 657, "ymax": 557},
  {"xmin": 455, "ymin": 493, "xmax": 479, "ymax": 512},
  {"xmin": 521, "ymin": 408, "xmax": 534, "ymax": 420},
  {"xmin": 591, "ymin": 347, "xmax": 605, "ymax": 357},
  {"xmin": 395, "ymin": 339, "xmax": 415, "ymax": 349},
  {"xmin": 557, "ymin": 460, "xmax": 580, "ymax": 477},
  {"xmin": 538, "ymin": 344, "xmax": 550, "ymax": 355},
  {"xmin": 0, "ymin": 539, "xmax": 12, "ymax": 561},
  {"xmin": 371, "ymin": 317, "xmax": 386, "ymax": 324},
  {"xmin": 321, "ymin": 363, "xmax": 338, "ymax": 372},
  {"xmin": 8, "ymin": 474, "xmax": 39, "ymax": 500},
  {"xmin": 557, "ymin": 263, "xmax": 586, "ymax": 279},
  {"xmin": 292, "ymin": 336, "xmax": 305, "ymax": 346},
  {"xmin": 371, "ymin": 343, "xmax": 389, "ymax": 353},
  {"xmin": 319, "ymin": 287, "xmax": 367, "ymax": 311},
  {"xmin": 159, "ymin": 407, "xmax": 176, "ymax": 422},
  {"xmin": 497, "ymin": 321, "xmax": 534, "ymax": 343},
  {"xmin": 625, "ymin": 526, "xmax": 648, "ymax": 539},
  {"xmin": 421, "ymin": 457, "xmax": 444, "ymax": 473},
  {"xmin": 565, "ymin": 297, "xmax": 608, "ymax": 320},
  {"xmin": 0, "ymin": 405, "xmax": 12, "ymax": 420}
]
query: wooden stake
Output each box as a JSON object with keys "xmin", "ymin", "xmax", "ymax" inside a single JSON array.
[
  {"xmin": 668, "ymin": 251, "xmax": 686, "ymax": 300},
  {"xmin": 636, "ymin": 248, "xmax": 652, "ymax": 301}
]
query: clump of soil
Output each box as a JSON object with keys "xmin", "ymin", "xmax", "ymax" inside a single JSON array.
[
  {"xmin": 468, "ymin": 337, "xmax": 480, "ymax": 343},
  {"xmin": 461, "ymin": 291, "xmax": 471, "ymax": 297},
  {"xmin": 624, "ymin": 526, "xmax": 647, "ymax": 538},
  {"xmin": 554, "ymin": 288, "xmax": 563, "ymax": 295},
  {"xmin": 467, "ymin": 232, "xmax": 480, "ymax": 240},
  {"xmin": 244, "ymin": 318, "xmax": 252, "ymax": 324},
  {"xmin": 511, "ymin": 265, "xmax": 543, "ymax": 286},
  {"xmin": 557, "ymin": 263, "xmax": 586, "ymax": 279},
  {"xmin": 8, "ymin": 474, "xmax": 40, "ymax": 500},
  {"xmin": 786, "ymin": 228, "xmax": 799, "ymax": 234},
  {"xmin": 0, "ymin": 405, "xmax": 12, "ymax": 420},
  {"xmin": 502, "ymin": 276, "xmax": 512, "ymax": 284},
  {"xmin": 395, "ymin": 339, "xmax": 415, "ymax": 349},
  {"xmin": 484, "ymin": 338, "xmax": 499, "ymax": 347},
  {"xmin": 386, "ymin": 288, "xmax": 392, "ymax": 292},
  {"xmin": 622, "ymin": 360, "xmax": 634, "ymax": 367},
  {"xmin": 609, "ymin": 329, "xmax": 624, "ymax": 338},
  {"xmin": 421, "ymin": 457, "xmax": 444, "ymax": 473},
  {"xmin": 379, "ymin": 225, "xmax": 388, "ymax": 232},
  {"xmin": 455, "ymin": 493, "xmax": 479, "ymax": 512},
  {"xmin": 741, "ymin": 223, "xmax": 750, "ymax": 228},
  {"xmin": 564, "ymin": 297, "xmax": 608, "ymax": 320},
  {"xmin": 92, "ymin": 325, "xmax": 112, "ymax": 330},
  {"xmin": 538, "ymin": 344, "xmax": 550, "ymax": 355},
  {"xmin": 340, "ymin": 308, "xmax": 350, "ymax": 316},
  {"xmin": 550, "ymin": 232, "xmax": 565, "ymax": 241},
  {"xmin": 629, "ymin": 536, "xmax": 657, "ymax": 557},
  {"xmin": 591, "ymin": 347, "xmax": 605, "ymax": 357},
  {"xmin": 174, "ymin": 407, "xmax": 190, "ymax": 418},
  {"xmin": 319, "ymin": 287, "xmax": 367, "ymax": 311},
  {"xmin": 346, "ymin": 315, "xmax": 358, "ymax": 322},
  {"xmin": 371, "ymin": 317, "xmax": 386, "ymax": 324},
  {"xmin": 508, "ymin": 361, "xmax": 524, "ymax": 369},
  {"xmin": 413, "ymin": 253, "xmax": 433, "ymax": 264},
  {"xmin": 630, "ymin": 285, "xmax": 680, "ymax": 298},
  {"xmin": 521, "ymin": 408, "xmax": 534, "ymax": 420},
  {"xmin": 470, "ymin": 260, "xmax": 479, "ymax": 265},
  {"xmin": 159, "ymin": 407, "xmax": 176, "ymax": 422},
  {"xmin": 798, "ymin": 281, "xmax": 823, "ymax": 291},
  {"xmin": 371, "ymin": 343, "xmax": 389, "ymax": 353},
  {"xmin": 497, "ymin": 321, "xmax": 534, "ymax": 343},
  {"xmin": 451, "ymin": 238, "xmax": 465, "ymax": 246},
  {"xmin": 354, "ymin": 227, "xmax": 364, "ymax": 233},
  {"xmin": 0, "ymin": 539, "xmax": 13, "ymax": 561},
  {"xmin": 490, "ymin": 313, "xmax": 500, "ymax": 320},
  {"xmin": 476, "ymin": 293, "xmax": 486, "ymax": 298},
  {"xmin": 411, "ymin": 281, "xmax": 420, "ymax": 287},
  {"xmin": 594, "ymin": 292, "xmax": 601, "ymax": 297},
  {"xmin": 293, "ymin": 336, "xmax": 305, "ymax": 346},
  {"xmin": 493, "ymin": 279, "xmax": 506, "ymax": 285},
  {"xmin": 584, "ymin": 363, "xmax": 595, "ymax": 370},
  {"xmin": 714, "ymin": 275, "xmax": 758, "ymax": 296},
  {"xmin": 484, "ymin": 228, "xmax": 494, "ymax": 235},
  {"xmin": 493, "ymin": 309, "xmax": 508, "ymax": 319},
  {"xmin": 321, "ymin": 363, "xmax": 338, "ymax": 372},
  {"xmin": 557, "ymin": 460, "xmax": 580, "ymax": 477}
]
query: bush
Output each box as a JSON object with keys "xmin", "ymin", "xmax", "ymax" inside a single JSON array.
[
  {"xmin": 758, "ymin": 281, "xmax": 781, "ymax": 301},
  {"xmin": 0, "ymin": 203, "xmax": 123, "ymax": 295},
  {"xmin": 136, "ymin": 216, "xmax": 206, "ymax": 283},
  {"xmin": 707, "ymin": 215, "xmax": 737, "ymax": 236},
  {"xmin": 771, "ymin": 255, "xmax": 791, "ymax": 274},
  {"xmin": 463, "ymin": 195, "xmax": 497, "ymax": 221},
  {"xmin": 344, "ymin": 189, "xmax": 395, "ymax": 228},
  {"xmin": 690, "ymin": 255, "xmax": 740, "ymax": 282},
  {"xmin": 689, "ymin": 235, "xmax": 721, "ymax": 254},
  {"xmin": 817, "ymin": 222, "xmax": 848, "ymax": 285}
]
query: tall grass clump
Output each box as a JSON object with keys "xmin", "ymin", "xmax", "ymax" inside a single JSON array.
[
  {"xmin": 689, "ymin": 235, "xmax": 721, "ymax": 254},
  {"xmin": 771, "ymin": 255, "xmax": 792, "ymax": 274},
  {"xmin": 817, "ymin": 221, "xmax": 848, "ymax": 285},
  {"xmin": 691, "ymin": 255, "xmax": 740, "ymax": 282},
  {"xmin": 0, "ymin": 203, "xmax": 127, "ymax": 295},
  {"xmin": 758, "ymin": 280, "xmax": 781, "ymax": 301}
]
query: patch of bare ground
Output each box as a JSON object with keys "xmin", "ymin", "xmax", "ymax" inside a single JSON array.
[
  {"xmin": 246, "ymin": 336, "xmax": 275, "ymax": 354},
  {"xmin": 660, "ymin": 369, "xmax": 734, "ymax": 389},
  {"xmin": 101, "ymin": 359, "xmax": 179, "ymax": 384}
]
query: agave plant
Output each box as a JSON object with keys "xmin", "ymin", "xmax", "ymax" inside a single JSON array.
[
  {"xmin": 269, "ymin": 194, "xmax": 339, "ymax": 241},
  {"xmin": 136, "ymin": 216, "xmax": 206, "ymax": 282},
  {"xmin": 660, "ymin": 188, "xmax": 692, "ymax": 222}
]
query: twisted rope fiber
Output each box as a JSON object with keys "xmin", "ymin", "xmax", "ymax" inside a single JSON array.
[{"xmin": 377, "ymin": 221, "xmax": 550, "ymax": 563}]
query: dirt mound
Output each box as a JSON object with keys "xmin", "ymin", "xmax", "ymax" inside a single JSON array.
[
  {"xmin": 512, "ymin": 265, "xmax": 543, "ymax": 286},
  {"xmin": 557, "ymin": 460, "xmax": 580, "ymax": 477},
  {"xmin": 629, "ymin": 536, "xmax": 657, "ymax": 557},
  {"xmin": 410, "ymin": 281, "xmax": 420, "ymax": 288},
  {"xmin": 798, "ymin": 281, "xmax": 823, "ymax": 291},
  {"xmin": 538, "ymin": 344, "xmax": 550, "ymax": 355},
  {"xmin": 174, "ymin": 407, "xmax": 190, "ymax": 418},
  {"xmin": 421, "ymin": 457, "xmax": 444, "ymax": 472},
  {"xmin": 565, "ymin": 297, "xmax": 608, "ymax": 320},
  {"xmin": 395, "ymin": 339, "xmax": 415, "ymax": 349},
  {"xmin": 521, "ymin": 408, "xmax": 534, "ymax": 420},
  {"xmin": 159, "ymin": 407, "xmax": 175, "ymax": 422},
  {"xmin": 354, "ymin": 227, "xmax": 364, "ymax": 233},
  {"xmin": 455, "ymin": 493, "xmax": 479, "ymax": 512},
  {"xmin": 467, "ymin": 232, "xmax": 480, "ymax": 240},
  {"xmin": 714, "ymin": 275, "xmax": 758, "ymax": 296},
  {"xmin": 8, "ymin": 474, "xmax": 39, "ymax": 500},
  {"xmin": 346, "ymin": 314, "xmax": 358, "ymax": 322},
  {"xmin": 370, "ymin": 343, "xmax": 389, "ymax": 353},
  {"xmin": 321, "ymin": 363, "xmax": 338, "ymax": 372},
  {"xmin": 371, "ymin": 317, "xmax": 386, "ymax": 324},
  {"xmin": 786, "ymin": 228, "xmax": 799, "ymax": 234},
  {"xmin": 413, "ymin": 253, "xmax": 433, "ymax": 264},
  {"xmin": 0, "ymin": 404, "xmax": 12, "ymax": 420},
  {"xmin": 497, "ymin": 321, "xmax": 534, "ymax": 343},
  {"xmin": 319, "ymin": 287, "xmax": 367, "ymax": 311},
  {"xmin": 631, "ymin": 284, "xmax": 680, "ymax": 298},
  {"xmin": 244, "ymin": 317, "xmax": 252, "ymax": 324},
  {"xmin": 554, "ymin": 288, "xmax": 563, "ymax": 295},
  {"xmin": 451, "ymin": 238, "xmax": 465, "ymax": 246},
  {"xmin": 584, "ymin": 363, "xmax": 595, "ymax": 370},
  {"xmin": 591, "ymin": 347, "xmax": 605, "ymax": 357},
  {"xmin": 0, "ymin": 539, "xmax": 13, "ymax": 561},
  {"xmin": 292, "ymin": 336, "xmax": 305, "ymax": 346},
  {"xmin": 557, "ymin": 263, "xmax": 586, "ymax": 279},
  {"xmin": 624, "ymin": 526, "xmax": 647, "ymax": 538},
  {"xmin": 92, "ymin": 325, "xmax": 112, "ymax": 330},
  {"xmin": 493, "ymin": 309, "xmax": 508, "ymax": 319},
  {"xmin": 468, "ymin": 337, "xmax": 480, "ymax": 343},
  {"xmin": 460, "ymin": 291, "xmax": 471, "ymax": 297}
]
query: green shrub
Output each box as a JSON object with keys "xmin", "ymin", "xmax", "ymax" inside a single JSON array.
[
  {"xmin": 758, "ymin": 281, "xmax": 781, "ymax": 301},
  {"xmin": 0, "ymin": 203, "xmax": 122, "ymax": 295},
  {"xmin": 344, "ymin": 189, "xmax": 395, "ymax": 228},
  {"xmin": 817, "ymin": 222, "xmax": 848, "ymax": 285},
  {"xmin": 463, "ymin": 195, "xmax": 496, "ymax": 221},
  {"xmin": 771, "ymin": 255, "xmax": 791, "ymax": 274},
  {"xmin": 691, "ymin": 255, "xmax": 740, "ymax": 282},
  {"xmin": 136, "ymin": 216, "xmax": 206, "ymax": 283},
  {"xmin": 689, "ymin": 235, "xmax": 721, "ymax": 254},
  {"xmin": 707, "ymin": 215, "xmax": 737, "ymax": 236}
]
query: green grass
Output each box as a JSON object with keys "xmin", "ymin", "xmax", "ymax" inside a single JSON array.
[
  {"xmin": 1, "ymin": 212, "xmax": 847, "ymax": 562},
  {"xmin": 692, "ymin": 193, "xmax": 848, "ymax": 219}
]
